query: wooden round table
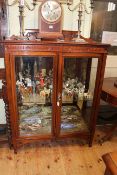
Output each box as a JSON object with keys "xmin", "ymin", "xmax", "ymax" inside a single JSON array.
[
  {"xmin": 100, "ymin": 77, "xmax": 117, "ymax": 142},
  {"xmin": 101, "ymin": 77, "xmax": 117, "ymax": 106}
]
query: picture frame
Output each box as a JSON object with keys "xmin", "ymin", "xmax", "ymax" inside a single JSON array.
[{"xmin": 90, "ymin": 0, "xmax": 117, "ymax": 55}]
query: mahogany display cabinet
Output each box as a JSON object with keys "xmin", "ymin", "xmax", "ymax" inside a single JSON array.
[{"xmin": 3, "ymin": 40, "xmax": 109, "ymax": 152}]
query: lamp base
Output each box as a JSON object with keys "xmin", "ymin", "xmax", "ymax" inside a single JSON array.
[{"xmin": 74, "ymin": 37, "xmax": 86, "ymax": 42}]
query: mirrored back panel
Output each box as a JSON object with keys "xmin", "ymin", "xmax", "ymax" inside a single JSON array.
[
  {"xmin": 60, "ymin": 57, "xmax": 98, "ymax": 134},
  {"xmin": 15, "ymin": 56, "xmax": 54, "ymax": 136}
]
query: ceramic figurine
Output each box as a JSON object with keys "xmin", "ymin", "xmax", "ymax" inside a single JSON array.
[{"xmin": 39, "ymin": 70, "xmax": 45, "ymax": 87}]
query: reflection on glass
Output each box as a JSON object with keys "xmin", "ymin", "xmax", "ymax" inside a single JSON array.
[
  {"xmin": 15, "ymin": 56, "xmax": 53, "ymax": 136},
  {"xmin": 61, "ymin": 57, "xmax": 98, "ymax": 133}
]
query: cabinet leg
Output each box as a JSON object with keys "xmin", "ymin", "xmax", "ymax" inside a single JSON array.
[
  {"xmin": 104, "ymin": 168, "xmax": 111, "ymax": 175},
  {"xmin": 9, "ymin": 144, "xmax": 13, "ymax": 150},
  {"xmin": 8, "ymin": 139, "xmax": 13, "ymax": 149},
  {"xmin": 88, "ymin": 134, "xmax": 93, "ymax": 147},
  {"xmin": 89, "ymin": 140, "xmax": 93, "ymax": 147},
  {"xmin": 13, "ymin": 145, "xmax": 18, "ymax": 154},
  {"xmin": 14, "ymin": 148, "xmax": 17, "ymax": 154}
]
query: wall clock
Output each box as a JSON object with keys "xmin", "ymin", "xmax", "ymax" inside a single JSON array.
[{"xmin": 39, "ymin": 0, "xmax": 63, "ymax": 39}]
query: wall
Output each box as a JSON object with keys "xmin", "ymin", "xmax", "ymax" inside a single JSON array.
[
  {"xmin": 0, "ymin": 0, "xmax": 116, "ymax": 124},
  {"xmin": 104, "ymin": 56, "xmax": 117, "ymax": 78}
]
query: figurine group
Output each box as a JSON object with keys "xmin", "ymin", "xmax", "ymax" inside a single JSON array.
[{"xmin": 16, "ymin": 68, "xmax": 53, "ymax": 104}]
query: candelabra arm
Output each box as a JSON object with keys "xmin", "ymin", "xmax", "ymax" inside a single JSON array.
[
  {"xmin": 7, "ymin": 0, "xmax": 19, "ymax": 6},
  {"xmin": 84, "ymin": 5, "xmax": 92, "ymax": 14},
  {"xmin": 67, "ymin": 0, "xmax": 93, "ymax": 14},
  {"xmin": 24, "ymin": 1, "xmax": 37, "ymax": 11},
  {"xmin": 68, "ymin": 3, "xmax": 81, "ymax": 12}
]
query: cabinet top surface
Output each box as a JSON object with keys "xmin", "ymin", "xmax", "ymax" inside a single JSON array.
[{"xmin": 1, "ymin": 39, "xmax": 110, "ymax": 48}]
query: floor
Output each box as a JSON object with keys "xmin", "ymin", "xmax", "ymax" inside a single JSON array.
[{"xmin": 0, "ymin": 126, "xmax": 117, "ymax": 175}]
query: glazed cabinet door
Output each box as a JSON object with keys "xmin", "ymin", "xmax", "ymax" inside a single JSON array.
[
  {"xmin": 10, "ymin": 53, "xmax": 57, "ymax": 138},
  {"xmin": 57, "ymin": 54, "xmax": 101, "ymax": 136}
]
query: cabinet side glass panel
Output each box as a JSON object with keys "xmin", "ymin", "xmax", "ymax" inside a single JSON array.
[
  {"xmin": 60, "ymin": 57, "xmax": 98, "ymax": 133},
  {"xmin": 15, "ymin": 56, "xmax": 53, "ymax": 136}
]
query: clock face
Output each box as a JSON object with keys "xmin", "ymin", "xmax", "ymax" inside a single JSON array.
[{"xmin": 41, "ymin": 0, "xmax": 62, "ymax": 23}]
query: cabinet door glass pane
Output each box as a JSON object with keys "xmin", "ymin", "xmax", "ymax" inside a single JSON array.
[
  {"xmin": 15, "ymin": 56, "xmax": 54, "ymax": 136},
  {"xmin": 60, "ymin": 57, "xmax": 98, "ymax": 133}
]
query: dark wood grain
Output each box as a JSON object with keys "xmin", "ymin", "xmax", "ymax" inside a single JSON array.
[
  {"xmin": 100, "ymin": 77, "xmax": 117, "ymax": 142},
  {"xmin": 102, "ymin": 151, "xmax": 117, "ymax": 175},
  {"xmin": 101, "ymin": 77, "xmax": 117, "ymax": 106},
  {"xmin": 0, "ymin": 68, "xmax": 8, "ymax": 144}
]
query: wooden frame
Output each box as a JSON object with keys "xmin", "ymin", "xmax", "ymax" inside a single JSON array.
[
  {"xmin": 3, "ymin": 39, "xmax": 110, "ymax": 153},
  {"xmin": 90, "ymin": 0, "xmax": 117, "ymax": 54},
  {"xmin": 11, "ymin": 52, "xmax": 57, "ymax": 138},
  {"xmin": 102, "ymin": 151, "xmax": 117, "ymax": 175}
]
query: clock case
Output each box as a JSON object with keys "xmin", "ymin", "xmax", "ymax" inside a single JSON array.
[{"xmin": 39, "ymin": 0, "xmax": 63, "ymax": 39}]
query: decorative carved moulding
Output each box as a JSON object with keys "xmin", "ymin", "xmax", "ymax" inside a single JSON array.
[
  {"xmin": 0, "ymin": 68, "xmax": 5, "ymax": 79},
  {"xmin": 0, "ymin": 68, "xmax": 5, "ymax": 99},
  {"xmin": 2, "ymin": 79, "xmax": 12, "ymax": 147},
  {"xmin": 0, "ymin": 67, "xmax": 10, "ymax": 145}
]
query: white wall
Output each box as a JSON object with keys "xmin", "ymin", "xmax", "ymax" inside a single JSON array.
[{"xmin": 104, "ymin": 55, "xmax": 117, "ymax": 78}]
